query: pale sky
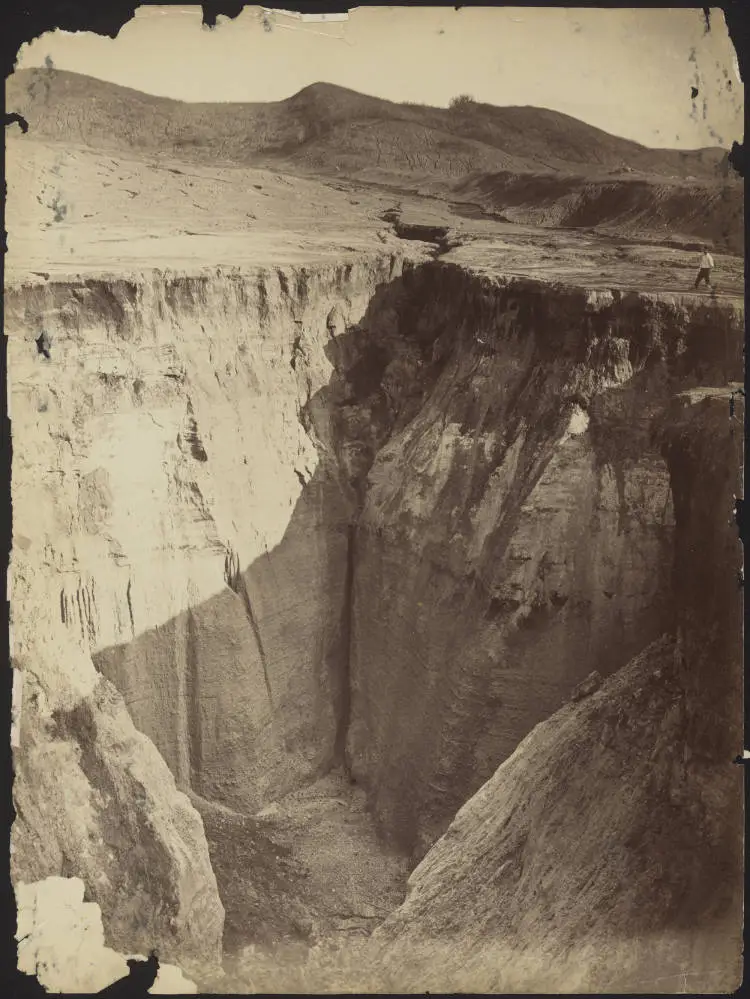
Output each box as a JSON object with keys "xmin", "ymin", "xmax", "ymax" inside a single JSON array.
[{"xmin": 13, "ymin": 5, "xmax": 744, "ymax": 150}]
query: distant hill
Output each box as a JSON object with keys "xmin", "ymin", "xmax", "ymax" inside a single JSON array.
[
  {"xmin": 6, "ymin": 68, "xmax": 741, "ymax": 252},
  {"xmin": 7, "ymin": 68, "xmax": 730, "ymax": 182}
]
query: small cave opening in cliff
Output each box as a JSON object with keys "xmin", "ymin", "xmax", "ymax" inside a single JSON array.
[{"xmin": 16, "ymin": 257, "xmax": 742, "ymax": 994}]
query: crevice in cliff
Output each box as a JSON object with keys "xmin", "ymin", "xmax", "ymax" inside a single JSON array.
[
  {"xmin": 185, "ymin": 608, "xmax": 203, "ymax": 791},
  {"xmin": 333, "ymin": 523, "xmax": 356, "ymax": 771},
  {"xmin": 224, "ymin": 546, "xmax": 275, "ymax": 714},
  {"xmin": 309, "ymin": 268, "xmax": 456, "ymax": 781},
  {"xmin": 125, "ymin": 577, "xmax": 135, "ymax": 636}
]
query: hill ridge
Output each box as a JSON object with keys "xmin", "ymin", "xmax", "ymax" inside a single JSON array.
[
  {"xmin": 7, "ymin": 67, "xmax": 740, "ymax": 252},
  {"xmin": 7, "ymin": 67, "xmax": 729, "ymax": 174}
]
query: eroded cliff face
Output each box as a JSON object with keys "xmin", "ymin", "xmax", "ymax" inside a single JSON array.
[
  {"xmin": 661, "ymin": 389, "xmax": 745, "ymax": 763},
  {"xmin": 372, "ymin": 390, "xmax": 743, "ymax": 994},
  {"xmin": 10, "ymin": 557, "xmax": 224, "ymax": 977},
  {"xmin": 344, "ymin": 265, "xmax": 742, "ymax": 857},
  {"xmin": 8, "ymin": 255, "xmax": 406, "ymax": 818},
  {"xmin": 9, "ymin": 255, "xmax": 742, "ymax": 973},
  {"xmin": 8, "ymin": 253, "xmax": 423, "ymax": 966}
]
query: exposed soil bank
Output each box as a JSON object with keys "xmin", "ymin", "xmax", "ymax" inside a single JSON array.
[
  {"xmin": 373, "ymin": 390, "xmax": 743, "ymax": 995},
  {"xmin": 8, "ymin": 256, "xmax": 743, "ymax": 983},
  {"xmin": 453, "ymin": 171, "xmax": 744, "ymax": 254},
  {"xmin": 343, "ymin": 264, "xmax": 742, "ymax": 858}
]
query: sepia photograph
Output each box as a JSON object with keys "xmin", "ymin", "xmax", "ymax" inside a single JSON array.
[{"xmin": 4, "ymin": 4, "xmax": 745, "ymax": 994}]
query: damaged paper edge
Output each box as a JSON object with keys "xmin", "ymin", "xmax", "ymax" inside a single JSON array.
[{"xmin": 268, "ymin": 9, "xmax": 350, "ymax": 22}]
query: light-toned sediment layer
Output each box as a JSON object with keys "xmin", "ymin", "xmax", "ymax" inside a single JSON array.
[{"xmin": 8, "ymin": 256, "xmax": 408, "ymax": 818}]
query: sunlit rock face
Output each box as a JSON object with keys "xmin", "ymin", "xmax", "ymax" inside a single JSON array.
[
  {"xmin": 8, "ymin": 255, "xmax": 408, "ymax": 970},
  {"xmin": 8, "ymin": 256, "xmax": 402, "ymax": 817}
]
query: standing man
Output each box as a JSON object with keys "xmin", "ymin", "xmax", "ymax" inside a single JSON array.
[{"xmin": 694, "ymin": 245, "xmax": 715, "ymax": 289}]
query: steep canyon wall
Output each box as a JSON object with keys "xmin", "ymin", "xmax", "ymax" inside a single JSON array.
[
  {"xmin": 8, "ymin": 254, "xmax": 405, "ymax": 971},
  {"xmin": 8, "ymin": 257, "xmax": 400, "ymax": 816},
  {"xmin": 9, "ymin": 257, "xmax": 743, "ymax": 969},
  {"xmin": 373, "ymin": 389, "xmax": 744, "ymax": 994},
  {"xmin": 345, "ymin": 265, "xmax": 742, "ymax": 857}
]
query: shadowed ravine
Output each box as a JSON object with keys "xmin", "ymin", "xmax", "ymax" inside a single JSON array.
[
  {"xmin": 9, "ymin": 257, "xmax": 744, "ymax": 992},
  {"xmin": 88, "ymin": 263, "xmax": 741, "ymax": 925}
]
